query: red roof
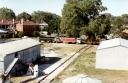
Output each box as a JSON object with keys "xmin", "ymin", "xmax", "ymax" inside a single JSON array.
[
  {"xmin": 22, "ymin": 21, "xmax": 38, "ymax": 25},
  {"xmin": 0, "ymin": 20, "xmax": 20, "ymax": 25},
  {"xmin": 0, "ymin": 20, "xmax": 11, "ymax": 25},
  {"xmin": 0, "ymin": 20, "xmax": 38, "ymax": 26}
]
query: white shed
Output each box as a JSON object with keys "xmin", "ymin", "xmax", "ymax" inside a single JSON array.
[
  {"xmin": 0, "ymin": 38, "xmax": 41, "ymax": 74},
  {"xmin": 96, "ymin": 38, "xmax": 128, "ymax": 70}
]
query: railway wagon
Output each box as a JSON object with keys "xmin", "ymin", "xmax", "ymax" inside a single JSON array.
[
  {"xmin": 85, "ymin": 39, "xmax": 100, "ymax": 45},
  {"xmin": 62, "ymin": 38, "xmax": 76, "ymax": 44}
]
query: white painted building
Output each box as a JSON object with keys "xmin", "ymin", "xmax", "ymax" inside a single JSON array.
[
  {"xmin": 0, "ymin": 38, "xmax": 41, "ymax": 74},
  {"xmin": 96, "ymin": 38, "xmax": 128, "ymax": 70}
]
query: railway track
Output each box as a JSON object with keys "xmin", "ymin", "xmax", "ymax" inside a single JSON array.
[{"xmin": 26, "ymin": 45, "xmax": 92, "ymax": 83}]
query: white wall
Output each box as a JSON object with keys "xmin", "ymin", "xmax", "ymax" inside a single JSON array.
[
  {"xmin": 96, "ymin": 46, "xmax": 128, "ymax": 70},
  {"xmin": 0, "ymin": 62, "xmax": 4, "ymax": 75}
]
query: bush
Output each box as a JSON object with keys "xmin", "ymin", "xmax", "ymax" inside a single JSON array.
[
  {"xmin": 0, "ymin": 34, "xmax": 9, "ymax": 39},
  {"xmin": 17, "ymin": 31, "xmax": 24, "ymax": 38},
  {"xmin": 33, "ymin": 31, "xmax": 39, "ymax": 37}
]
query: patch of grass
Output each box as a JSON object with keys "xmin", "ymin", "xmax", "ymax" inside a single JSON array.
[{"xmin": 52, "ymin": 47, "xmax": 62, "ymax": 51}]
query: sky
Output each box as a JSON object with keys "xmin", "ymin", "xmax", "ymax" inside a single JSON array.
[
  {"xmin": 0, "ymin": 0, "xmax": 128, "ymax": 16},
  {"xmin": 102, "ymin": 0, "xmax": 128, "ymax": 16}
]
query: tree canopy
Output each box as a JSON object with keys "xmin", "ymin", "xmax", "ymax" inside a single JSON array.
[
  {"xmin": 16, "ymin": 12, "xmax": 31, "ymax": 21},
  {"xmin": 60, "ymin": 0, "xmax": 108, "ymax": 38},
  {"xmin": 0, "ymin": 7, "xmax": 16, "ymax": 20},
  {"xmin": 31, "ymin": 11, "xmax": 61, "ymax": 34}
]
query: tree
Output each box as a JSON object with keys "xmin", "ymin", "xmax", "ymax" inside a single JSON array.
[
  {"xmin": 87, "ymin": 14, "xmax": 111, "ymax": 39},
  {"xmin": 16, "ymin": 12, "xmax": 31, "ymax": 21},
  {"xmin": 0, "ymin": 7, "xmax": 16, "ymax": 20},
  {"xmin": 31, "ymin": 11, "xmax": 53, "ymax": 23},
  {"xmin": 46, "ymin": 16, "xmax": 61, "ymax": 34},
  {"xmin": 31, "ymin": 11, "xmax": 61, "ymax": 34},
  {"xmin": 122, "ymin": 14, "xmax": 128, "ymax": 25},
  {"xmin": 60, "ymin": 0, "xmax": 107, "ymax": 38},
  {"xmin": 110, "ymin": 16, "xmax": 124, "ymax": 33}
]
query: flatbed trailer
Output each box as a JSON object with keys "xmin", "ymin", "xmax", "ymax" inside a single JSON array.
[{"xmin": 39, "ymin": 36, "xmax": 55, "ymax": 43}]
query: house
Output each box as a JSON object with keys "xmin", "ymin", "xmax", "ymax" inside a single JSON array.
[
  {"xmin": 0, "ymin": 20, "xmax": 20, "ymax": 38},
  {"xmin": 0, "ymin": 38, "xmax": 41, "ymax": 75},
  {"xmin": 96, "ymin": 38, "xmax": 128, "ymax": 70},
  {"xmin": 16, "ymin": 19, "xmax": 40, "ymax": 36},
  {"xmin": 0, "ymin": 20, "xmax": 11, "ymax": 30},
  {"xmin": 0, "ymin": 19, "xmax": 40, "ymax": 37},
  {"xmin": 0, "ymin": 20, "xmax": 19, "ymax": 31},
  {"xmin": 39, "ymin": 22, "xmax": 48, "ymax": 31},
  {"xmin": 0, "ymin": 28, "xmax": 9, "ymax": 38}
]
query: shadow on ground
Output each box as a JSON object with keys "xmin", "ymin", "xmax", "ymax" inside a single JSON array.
[{"xmin": 19, "ymin": 57, "xmax": 61, "ymax": 83}]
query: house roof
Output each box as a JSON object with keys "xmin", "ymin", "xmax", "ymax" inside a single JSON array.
[
  {"xmin": 0, "ymin": 20, "xmax": 19, "ymax": 25},
  {"xmin": 0, "ymin": 20, "xmax": 38, "ymax": 26},
  {"xmin": 0, "ymin": 20, "xmax": 11, "ymax": 25},
  {"xmin": 17, "ymin": 21, "xmax": 38, "ymax": 25},
  {"xmin": 39, "ymin": 22, "xmax": 48, "ymax": 26},
  {"xmin": 97, "ymin": 38, "xmax": 128, "ymax": 50},
  {"xmin": 0, "ymin": 38, "xmax": 41, "ymax": 56},
  {"xmin": 23, "ymin": 21, "xmax": 38, "ymax": 25}
]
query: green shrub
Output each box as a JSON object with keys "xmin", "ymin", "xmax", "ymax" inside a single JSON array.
[
  {"xmin": 17, "ymin": 31, "xmax": 24, "ymax": 38},
  {"xmin": 33, "ymin": 31, "xmax": 39, "ymax": 37}
]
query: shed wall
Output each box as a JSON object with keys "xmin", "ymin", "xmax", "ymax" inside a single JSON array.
[
  {"xmin": 3, "ymin": 45, "xmax": 40, "ymax": 72},
  {"xmin": 23, "ymin": 45, "xmax": 40, "ymax": 63},
  {"xmin": 4, "ymin": 53, "xmax": 15, "ymax": 71},
  {"xmin": 0, "ymin": 62, "xmax": 4, "ymax": 74},
  {"xmin": 96, "ymin": 46, "xmax": 128, "ymax": 70}
]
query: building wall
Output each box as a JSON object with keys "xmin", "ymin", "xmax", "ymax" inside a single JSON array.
[
  {"xmin": 16, "ymin": 24, "xmax": 23, "ymax": 31},
  {"xmin": 23, "ymin": 25, "xmax": 40, "ymax": 36},
  {"xmin": 96, "ymin": 46, "xmax": 128, "ymax": 70},
  {"xmin": 3, "ymin": 45, "xmax": 40, "ymax": 73},
  {"xmin": 16, "ymin": 24, "xmax": 40, "ymax": 36},
  {"xmin": 0, "ymin": 54, "xmax": 4, "ymax": 75},
  {"xmin": 4, "ymin": 53, "xmax": 15, "ymax": 71},
  {"xmin": 22, "ymin": 45, "xmax": 40, "ymax": 63},
  {"xmin": 0, "ymin": 62, "xmax": 4, "ymax": 75}
]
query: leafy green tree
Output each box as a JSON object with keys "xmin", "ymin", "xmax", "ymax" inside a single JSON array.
[
  {"xmin": 0, "ymin": 7, "xmax": 16, "ymax": 20},
  {"xmin": 17, "ymin": 31, "xmax": 24, "ymax": 38},
  {"xmin": 31, "ymin": 11, "xmax": 52, "ymax": 23},
  {"xmin": 60, "ymin": 0, "xmax": 107, "ymax": 38},
  {"xmin": 16, "ymin": 12, "xmax": 31, "ymax": 21},
  {"xmin": 87, "ymin": 14, "xmax": 111, "ymax": 39},
  {"xmin": 33, "ymin": 31, "xmax": 39, "ymax": 37},
  {"xmin": 31, "ymin": 11, "xmax": 61, "ymax": 34},
  {"xmin": 122, "ymin": 14, "xmax": 128, "ymax": 25},
  {"xmin": 46, "ymin": 16, "xmax": 61, "ymax": 34},
  {"xmin": 110, "ymin": 16, "xmax": 124, "ymax": 33}
]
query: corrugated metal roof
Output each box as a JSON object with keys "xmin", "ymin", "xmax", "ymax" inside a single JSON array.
[
  {"xmin": 0, "ymin": 38, "xmax": 41, "ymax": 56},
  {"xmin": 97, "ymin": 38, "xmax": 128, "ymax": 50}
]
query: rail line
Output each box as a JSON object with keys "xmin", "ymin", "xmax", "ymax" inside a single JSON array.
[
  {"xmin": 22, "ymin": 45, "xmax": 93, "ymax": 83},
  {"xmin": 39, "ymin": 45, "xmax": 92, "ymax": 83}
]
